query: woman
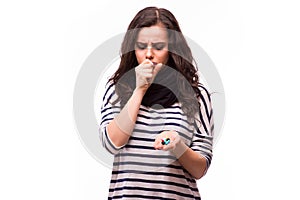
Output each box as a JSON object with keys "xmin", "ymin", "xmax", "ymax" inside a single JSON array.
[{"xmin": 100, "ymin": 7, "xmax": 214, "ymax": 199}]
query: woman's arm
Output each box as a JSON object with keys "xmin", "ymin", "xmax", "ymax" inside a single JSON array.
[
  {"xmin": 175, "ymin": 141, "xmax": 207, "ymax": 180},
  {"xmin": 106, "ymin": 88, "xmax": 145, "ymax": 147},
  {"xmin": 106, "ymin": 61, "xmax": 163, "ymax": 147},
  {"xmin": 154, "ymin": 131, "xmax": 208, "ymax": 180},
  {"xmin": 154, "ymin": 87, "xmax": 213, "ymax": 179}
]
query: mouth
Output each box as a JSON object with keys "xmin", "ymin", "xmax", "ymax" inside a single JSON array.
[{"xmin": 152, "ymin": 62, "xmax": 158, "ymax": 66}]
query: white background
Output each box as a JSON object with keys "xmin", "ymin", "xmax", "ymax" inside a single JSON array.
[{"xmin": 1, "ymin": 0, "xmax": 299, "ymax": 199}]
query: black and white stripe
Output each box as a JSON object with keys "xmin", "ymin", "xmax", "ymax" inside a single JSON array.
[{"xmin": 99, "ymin": 81, "xmax": 213, "ymax": 199}]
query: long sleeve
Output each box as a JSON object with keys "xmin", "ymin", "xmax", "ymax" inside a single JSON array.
[
  {"xmin": 191, "ymin": 85, "xmax": 214, "ymax": 173},
  {"xmin": 99, "ymin": 81, "xmax": 123, "ymax": 155}
]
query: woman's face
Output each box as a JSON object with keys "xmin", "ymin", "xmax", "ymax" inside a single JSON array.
[{"xmin": 135, "ymin": 24, "xmax": 169, "ymax": 65}]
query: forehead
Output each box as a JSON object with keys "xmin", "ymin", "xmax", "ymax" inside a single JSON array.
[{"xmin": 136, "ymin": 25, "xmax": 168, "ymax": 43}]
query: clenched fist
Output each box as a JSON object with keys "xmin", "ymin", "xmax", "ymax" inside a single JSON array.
[{"xmin": 135, "ymin": 59, "xmax": 163, "ymax": 92}]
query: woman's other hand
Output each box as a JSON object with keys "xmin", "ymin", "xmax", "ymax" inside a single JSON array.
[{"xmin": 153, "ymin": 130, "xmax": 188, "ymax": 158}]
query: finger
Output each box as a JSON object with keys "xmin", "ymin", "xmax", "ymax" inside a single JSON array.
[
  {"xmin": 137, "ymin": 60, "xmax": 153, "ymax": 71},
  {"xmin": 143, "ymin": 68, "xmax": 153, "ymax": 74},
  {"xmin": 153, "ymin": 139, "xmax": 160, "ymax": 149},
  {"xmin": 144, "ymin": 73, "xmax": 153, "ymax": 79},
  {"xmin": 154, "ymin": 138, "xmax": 164, "ymax": 150},
  {"xmin": 141, "ymin": 59, "xmax": 153, "ymax": 65},
  {"xmin": 162, "ymin": 143, "xmax": 174, "ymax": 151},
  {"xmin": 152, "ymin": 63, "xmax": 163, "ymax": 77},
  {"xmin": 153, "ymin": 131, "xmax": 167, "ymax": 149},
  {"xmin": 154, "ymin": 143, "xmax": 164, "ymax": 150},
  {"xmin": 143, "ymin": 63, "xmax": 154, "ymax": 69}
]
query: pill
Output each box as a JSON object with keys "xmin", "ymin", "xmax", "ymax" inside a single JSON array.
[{"xmin": 161, "ymin": 138, "xmax": 170, "ymax": 145}]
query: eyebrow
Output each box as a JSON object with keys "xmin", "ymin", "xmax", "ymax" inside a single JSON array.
[{"xmin": 135, "ymin": 42, "xmax": 167, "ymax": 45}]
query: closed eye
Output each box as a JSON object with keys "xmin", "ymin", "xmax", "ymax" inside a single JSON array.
[
  {"xmin": 152, "ymin": 42, "xmax": 167, "ymax": 50},
  {"xmin": 135, "ymin": 42, "xmax": 147, "ymax": 50},
  {"xmin": 135, "ymin": 42, "xmax": 167, "ymax": 50}
]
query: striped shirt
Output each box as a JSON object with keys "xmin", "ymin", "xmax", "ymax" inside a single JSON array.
[{"xmin": 99, "ymin": 81, "xmax": 214, "ymax": 200}]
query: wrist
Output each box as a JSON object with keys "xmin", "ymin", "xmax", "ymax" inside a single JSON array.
[
  {"xmin": 171, "ymin": 140, "xmax": 188, "ymax": 159},
  {"xmin": 133, "ymin": 87, "xmax": 147, "ymax": 97}
]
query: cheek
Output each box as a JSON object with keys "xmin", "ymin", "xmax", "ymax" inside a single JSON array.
[
  {"xmin": 135, "ymin": 51, "xmax": 144, "ymax": 64},
  {"xmin": 159, "ymin": 51, "xmax": 169, "ymax": 63}
]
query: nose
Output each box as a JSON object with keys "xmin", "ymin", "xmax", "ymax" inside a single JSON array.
[{"xmin": 145, "ymin": 47, "xmax": 154, "ymax": 60}]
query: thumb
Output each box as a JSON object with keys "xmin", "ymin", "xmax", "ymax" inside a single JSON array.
[{"xmin": 152, "ymin": 63, "xmax": 163, "ymax": 78}]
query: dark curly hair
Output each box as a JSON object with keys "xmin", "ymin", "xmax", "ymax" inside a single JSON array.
[{"xmin": 109, "ymin": 7, "xmax": 204, "ymax": 121}]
